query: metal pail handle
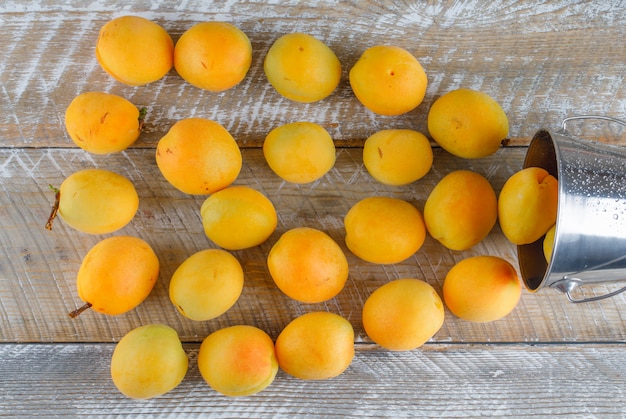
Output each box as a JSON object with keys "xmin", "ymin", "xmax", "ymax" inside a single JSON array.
[{"xmin": 556, "ymin": 115, "xmax": 626, "ymax": 303}]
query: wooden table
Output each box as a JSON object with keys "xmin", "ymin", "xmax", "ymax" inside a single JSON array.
[{"xmin": 2, "ymin": 1, "xmax": 625, "ymax": 417}]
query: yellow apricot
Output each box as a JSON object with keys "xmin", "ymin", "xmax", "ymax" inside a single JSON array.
[
  {"xmin": 263, "ymin": 122, "xmax": 336, "ymax": 184},
  {"xmin": 65, "ymin": 92, "xmax": 142, "ymax": 154},
  {"xmin": 72, "ymin": 236, "xmax": 159, "ymax": 317},
  {"xmin": 200, "ymin": 185, "xmax": 277, "ymax": 250},
  {"xmin": 264, "ymin": 32, "xmax": 342, "ymax": 103},
  {"xmin": 349, "ymin": 45, "xmax": 427, "ymax": 116},
  {"xmin": 344, "ymin": 196, "xmax": 426, "ymax": 264},
  {"xmin": 174, "ymin": 22, "xmax": 252, "ymax": 91},
  {"xmin": 156, "ymin": 118, "xmax": 242, "ymax": 195},
  {"xmin": 267, "ymin": 227, "xmax": 349, "ymax": 303},
  {"xmin": 498, "ymin": 167, "xmax": 558, "ymax": 245},
  {"xmin": 362, "ymin": 129, "xmax": 433, "ymax": 185},
  {"xmin": 96, "ymin": 15, "xmax": 174, "ymax": 86},
  {"xmin": 198, "ymin": 325, "xmax": 278, "ymax": 396},
  {"xmin": 443, "ymin": 256, "xmax": 521, "ymax": 323},
  {"xmin": 275, "ymin": 312, "xmax": 354, "ymax": 380},
  {"xmin": 362, "ymin": 279, "xmax": 444, "ymax": 351},
  {"xmin": 169, "ymin": 249, "xmax": 244, "ymax": 321},
  {"xmin": 543, "ymin": 224, "xmax": 556, "ymax": 263},
  {"xmin": 427, "ymin": 88, "xmax": 509, "ymax": 159},
  {"xmin": 424, "ymin": 170, "xmax": 497, "ymax": 251},
  {"xmin": 111, "ymin": 324, "xmax": 188, "ymax": 400},
  {"xmin": 53, "ymin": 168, "xmax": 139, "ymax": 235}
]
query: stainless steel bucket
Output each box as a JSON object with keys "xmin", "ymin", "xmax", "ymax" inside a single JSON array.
[{"xmin": 518, "ymin": 116, "xmax": 626, "ymax": 302}]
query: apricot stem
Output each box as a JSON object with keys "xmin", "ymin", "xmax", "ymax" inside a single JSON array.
[
  {"xmin": 68, "ymin": 302, "xmax": 92, "ymax": 319},
  {"xmin": 138, "ymin": 107, "xmax": 147, "ymax": 132},
  {"xmin": 45, "ymin": 185, "xmax": 60, "ymax": 231}
]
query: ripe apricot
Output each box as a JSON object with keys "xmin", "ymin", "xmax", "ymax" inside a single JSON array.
[
  {"xmin": 71, "ymin": 236, "xmax": 159, "ymax": 317},
  {"xmin": 443, "ymin": 255, "xmax": 521, "ymax": 323},
  {"xmin": 198, "ymin": 325, "xmax": 278, "ymax": 397},
  {"xmin": 267, "ymin": 227, "xmax": 349, "ymax": 303},
  {"xmin": 156, "ymin": 118, "xmax": 242, "ymax": 195},
  {"xmin": 427, "ymin": 88, "xmax": 509, "ymax": 159},
  {"xmin": 65, "ymin": 92, "xmax": 142, "ymax": 154},
  {"xmin": 424, "ymin": 170, "xmax": 497, "ymax": 251},
  {"xmin": 275, "ymin": 312, "xmax": 354, "ymax": 380},
  {"xmin": 498, "ymin": 167, "xmax": 558, "ymax": 245},
  {"xmin": 111, "ymin": 324, "xmax": 188, "ymax": 399},
  {"xmin": 48, "ymin": 168, "xmax": 139, "ymax": 235},
  {"xmin": 263, "ymin": 121, "xmax": 336, "ymax": 184},
  {"xmin": 169, "ymin": 249, "xmax": 244, "ymax": 321},
  {"xmin": 344, "ymin": 196, "xmax": 426, "ymax": 264},
  {"xmin": 362, "ymin": 129, "xmax": 433, "ymax": 185},
  {"xmin": 543, "ymin": 224, "xmax": 556, "ymax": 263},
  {"xmin": 362, "ymin": 279, "xmax": 444, "ymax": 351},
  {"xmin": 174, "ymin": 22, "xmax": 252, "ymax": 91},
  {"xmin": 96, "ymin": 15, "xmax": 174, "ymax": 86},
  {"xmin": 200, "ymin": 185, "xmax": 277, "ymax": 250},
  {"xmin": 264, "ymin": 32, "xmax": 342, "ymax": 103},
  {"xmin": 349, "ymin": 45, "xmax": 427, "ymax": 116}
]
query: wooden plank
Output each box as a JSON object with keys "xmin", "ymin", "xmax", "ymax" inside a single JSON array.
[
  {"xmin": 2, "ymin": 147, "xmax": 626, "ymax": 344},
  {"xmin": 0, "ymin": 1, "xmax": 624, "ymax": 149},
  {"xmin": 1, "ymin": 342, "xmax": 625, "ymax": 417}
]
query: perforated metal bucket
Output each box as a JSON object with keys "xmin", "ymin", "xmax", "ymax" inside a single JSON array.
[{"xmin": 518, "ymin": 116, "xmax": 626, "ymax": 302}]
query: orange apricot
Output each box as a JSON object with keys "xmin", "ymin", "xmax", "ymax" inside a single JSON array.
[
  {"xmin": 71, "ymin": 236, "xmax": 159, "ymax": 318},
  {"xmin": 65, "ymin": 92, "xmax": 142, "ymax": 154},
  {"xmin": 443, "ymin": 255, "xmax": 521, "ymax": 323},
  {"xmin": 264, "ymin": 32, "xmax": 342, "ymax": 102},
  {"xmin": 427, "ymin": 88, "xmax": 509, "ymax": 159},
  {"xmin": 174, "ymin": 22, "xmax": 252, "ymax": 91},
  {"xmin": 156, "ymin": 118, "xmax": 242, "ymax": 195},
  {"xmin": 349, "ymin": 45, "xmax": 427, "ymax": 116},
  {"xmin": 362, "ymin": 278, "xmax": 444, "ymax": 351},
  {"xmin": 198, "ymin": 325, "xmax": 278, "ymax": 396},
  {"xmin": 96, "ymin": 15, "xmax": 174, "ymax": 86},
  {"xmin": 275, "ymin": 312, "xmax": 354, "ymax": 380},
  {"xmin": 344, "ymin": 196, "xmax": 426, "ymax": 264},
  {"xmin": 424, "ymin": 170, "xmax": 497, "ymax": 251},
  {"xmin": 267, "ymin": 227, "xmax": 349, "ymax": 303}
]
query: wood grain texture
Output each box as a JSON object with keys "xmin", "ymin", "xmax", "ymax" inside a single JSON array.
[
  {"xmin": 2, "ymin": 1, "xmax": 626, "ymax": 416},
  {"xmin": 2, "ymin": 147, "xmax": 626, "ymax": 344},
  {"xmin": 1, "ymin": 342, "xmax": 625, "ymax": 417},
  {"xmin": 0, "ymin": 1, "xmax": 624, "ymax": 149}
]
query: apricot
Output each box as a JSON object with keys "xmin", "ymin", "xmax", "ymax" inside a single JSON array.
[
  {"xmin": 427, "ymin": 88, "xmax": 509, "ymax": 159},
  {"xmin": 362, "ymin": 279, "xmax": 444, "ymax": 351},
  {"xmin": 169, "ymin": 249, "xmax": 244, "ymax": 321},
  {"xmin": 156, "ymin": 118, "xmax": 242, "ymax": 195},
  {"xmin": 200, "ymin": 185, "xmax": 277, "ymax": 250},
  {"xmin": 65, "ymin": 92, "xmax": 142, "ymax": 155},
  {"xmin": 443, "ymin": 255, "xmax": 521, "ymax": 323},
  {"xmin": 543, "ymin": 224, "xmax": 556, "ymax": 263},
  {"xmin": 263, "ymin": 122, "xmax": 336, "ymax": 184},
  {"xmin": 198, "ymin": 325, "xmax": 278, "ymax": 396},
  {"xmin": 111, "ymin": 324, "xmax": 188, "ymax": 399},
  {"xmin": 349, "ymin": 45, "xmax": 427, "ymax": 116},
  {"xmin": 344, "ymin": 196, "xmax": 426, "ymax": 264},
  {"xmin": 174, "ymin": 22, "xmax": 252, "ymax": 91},
  {"xmin": 362, "ymin": 129, "xmax": 433, "ymax": 185},
  {"xmin": 264, "ymin": 32, "xmax": 342, "ymax": 103},
  {"xmin": 71, "ymin": 236, "xmax": 159, "ymax": 317},
  {"xmin": 498, "ymin": 167, "xmax": 558, "ymax": 245},
  {"xmin": 275, "ymin": 312, "xmax": 354, "ymax": 380},
  {"xmin": 48, "ymin": 168, "xmax": 139, "ymax": 235},
  {"xmin": 267, "ymin": 227, "xmax": 349, "ymax": 303},
  {"xmin": 424, "ymin": 170, "xmax": 497, "ymax": 251},
  {"xmin": 96, "ymin": 15, "xmax": 174, "ymax": 86}
]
